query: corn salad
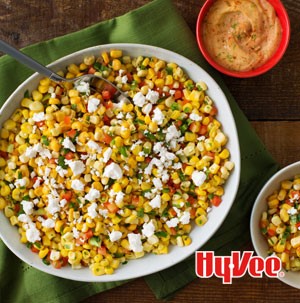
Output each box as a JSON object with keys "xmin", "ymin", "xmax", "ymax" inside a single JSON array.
[
  {"xmin": 261, "ymin": 175, "xmax": 300, "ymax": 271},
  {"xmin": 0, "ymin": 49, "xmax": 234, "ymax": 275}
]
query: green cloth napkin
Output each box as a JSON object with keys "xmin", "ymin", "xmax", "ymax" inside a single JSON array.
[{"xmin": 0, "ymin": 0, "xmax": 278, "ymax": 302}]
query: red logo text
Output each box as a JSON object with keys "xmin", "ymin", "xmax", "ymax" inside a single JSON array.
[{"xmin": 195, "ymin": 251, "xmax": 282, "ymax": 284}]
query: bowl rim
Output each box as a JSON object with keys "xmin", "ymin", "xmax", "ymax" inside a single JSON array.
[
  {"xmin": 196, "ymin": 0, "xmax": 291, "ymax": 78},
  {"xmin": 250, "ymin": 161, "xmax": 300, "ymax": 288},
  {"xmin": 0, "ymin": 43, "xmax": 241, "ymax": 282}
]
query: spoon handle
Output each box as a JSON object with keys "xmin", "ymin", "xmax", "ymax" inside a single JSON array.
[{"xmin": 0, "ymin": 39, "xmax": 62, "ymax": 81}]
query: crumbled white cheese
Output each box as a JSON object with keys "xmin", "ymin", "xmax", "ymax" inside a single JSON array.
[
  {"xmin": 179, "ymin": 211, "xmax": 191, "ymax": 225},
  {"xmin": 26, "ymin": 223, "xmax": 41, "ymax": 243},
  {"xmin": 109, "ymin": 230, "xmax": 123, "ymax": 242},
  {"xmin": 87, "ymin": 140, "xmax": 102, "ymax": 152},
  {"xmin": 189, "ymin": 113, "xmax": 202, "ymax": 121},
  {"xmin": 142, "ymin": 103, "xmax": 153, "ymax": 115},
  {"xmin": 121, "ymin": 75, "xmax": 128, "ymax": 84},
  {"xmin": 75, "ymin": 80, "xmax": 90, "ymax": 95},
  {"xmin": 35, "ymin": 158, "xmax": 44, "ymax": 167},
  {"xmin": 103, "ymin": 162, "xmax": 123, "ymax": 179},
  {"xmin": 165, "ymin": 124, "xmax": 181, "ymax": 142},
  {"xmin": 87, "ymin": 202, "xmax": 98, "ymax": 219},
  {"xmin": 115, "ymin": 191, "xmax": 125, "ymax": 204},
  {"xmin": 71, "ymin": 179, "xmax": 85, "ymax": 191},
  {"xmin": 21, "ymin": 200, "xmax": 34, "ymax": 215},
  {"xmin": 80, "ymin": 154, "xmax": 89, "ymax": 160},
  {"xmin": 42, "ymin": 218, "xmax": 55, "ymax": 229},
  {"xmin": 62, "ymin": 137, "xmax": 76, "ymax": 152},
  {"xmin": 152, "ymin": 178, "xmax": 163, "ymax": 191},
  {"xmin": 24, "ymin": 146, "xmax": 38, "ymax": 158},
  {"xmin": 172, "ymin": 163, "xmax": 182, "ymax": 169},
  {"xmin": 71, "ymin": 227, "xmax": 79, "ymax": 239},
  {"xmin": 102, "ymin": 147, "xmax": 112, "ymax": 163},
  {"xmin": 99, "ymin": 208, "xmax": 109, "ymax": 218},
  {"xmin": 166, "ymin": 217, "xmax": 179, "ymax": 228},
  {"xmin": 191, "ymin": 170, "xmax": 207, "ymax": 186},
  {"xmin": 128, "ymin": 233, "xmax": 143, "ymax": 252},
  {"xmin": 56, "ymin": 166, "xmax": 68, "ymax": 177},
  {"xmin": 152, "ymin": 107, "xmax": 165, "ymax": 125},
  {"xmin": 146, "ymin": 90, "xmax": 160, "ymax": 104},
  {"xmin": 153, "ymin": 142, "xmax": 163, "ymax": 154},
  {"xmin": 59, "ymin": 198, "xmax": 68, "ymax": 208},
  {"xmin": 133, "ymin": 92, "xmax": 146, "ymax": 107},
  {"xmin": 44, "ymin": 167, "xmax": 51, "ymax": 177},
  {"xmin": 47, "ymin": 195, "xmax": 61, "ymax": 215},
  {"xmin": 87, "ymin": 97, "xmax": 100, "ymax": 113},
  {"xmin": 15, "ymin": 178, "xmax": 27, "ymax": 188},
  {"xmin": 142, "ymin": 221, "xmax": 155, "ymax": 238},
  {"xmin": 18, "ymin": 214, "xmax": 31, "ymax": 223},
  {"xmin": 149, "ymin": 195, "xmax": 161, "ymax": 209},
  {"xmin": 288, "ymin": 207, "xmax": 298, "ymax": 215},
  {"xmin": 32, "ymin": 112, "xmax": 46, "ymax": 122},
  {"xmin": 66, "ymin": 160, "xmax": 85, "ymax": 176},
  {"xmin": 85, "ymin": 188, "xmax": 100, "ymax": 202}
]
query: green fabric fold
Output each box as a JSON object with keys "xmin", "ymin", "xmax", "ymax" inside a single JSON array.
[{"xmin": 0, "ymin": 0, "xmax": 278, "ymax": 302}]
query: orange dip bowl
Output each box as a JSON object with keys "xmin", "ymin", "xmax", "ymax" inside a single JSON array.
[{"xmin": 196, "ymin": 0, "xmax": 290, "ymax": 78}]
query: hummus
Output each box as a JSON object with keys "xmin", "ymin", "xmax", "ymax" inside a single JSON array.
[{"xmin": 202, "ymin": 0, "xmax": 282, "ymax": 72}]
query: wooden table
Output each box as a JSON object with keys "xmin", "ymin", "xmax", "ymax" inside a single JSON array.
[{"xmin": 1, "ymin": 0, "xmax": 300, "ymax": 302}]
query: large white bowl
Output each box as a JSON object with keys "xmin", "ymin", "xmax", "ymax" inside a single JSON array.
[
  {"xmin": 0, "ymin": 43, "xmax": 240, "ymax": 282},
  {"xmin": 251, "ymin": 161, "xmax": 300, "ymax": 288}
]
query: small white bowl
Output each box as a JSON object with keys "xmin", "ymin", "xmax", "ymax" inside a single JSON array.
[{"xmin": 251, "ymin": 161, "xmax": 300, "ymax": 288}]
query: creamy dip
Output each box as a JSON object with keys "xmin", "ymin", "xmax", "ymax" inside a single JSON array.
[{"xmin": 202, "ymin": 0, "xmax": 282, "ymax": 72}]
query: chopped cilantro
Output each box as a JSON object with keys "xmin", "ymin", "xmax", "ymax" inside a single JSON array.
[
  {"xmin": 155, "ymin": 231, "xmax": 168, "ymax": 238},
  {"xmin": 119, "ymin": 146, "xmax": 128, "ymax": 157},
  {"xmin": 137, "ymin": 209, "xmax": 144, "ymax": 218},
  {"xmin": 24, "ymin": 90, "xmax": 30, "ymax": 98},
  {"xmin": 58, "ymin": 155, "xmax": 68, "ymax": 169}
]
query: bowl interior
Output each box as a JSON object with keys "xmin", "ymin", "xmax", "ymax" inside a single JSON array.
[
  {"xmin": 196, "ymin": 0, "xmax": 290, "ymax": 78},
  {"xmin": 0, "ymin": 43, "xmax": 240, "ymax": 282},
  {"xmin": 250, "ymin": 161, "xmax": 300, "ymax": 288}
]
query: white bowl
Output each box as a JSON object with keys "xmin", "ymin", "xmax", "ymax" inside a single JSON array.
[
  {"xmin": 0, "ymin": 43, "xmax": 240, "ymax": 282},
  {"xmin": 251, "ymin": 161, "xmax": 300, "ymax": 288}
]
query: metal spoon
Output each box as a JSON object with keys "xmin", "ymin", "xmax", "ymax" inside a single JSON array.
[{"xmin": 0, "ymin": 39, "xmax": 130, "ymax": 103}]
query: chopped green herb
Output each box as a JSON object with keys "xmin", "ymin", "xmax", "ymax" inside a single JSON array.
[
  {"xmin": 24, "ymin": 90, "xmax": 30, "ymax": 98},
  {"xmin": 135, "ymin": 119, "xmax": 146, "ymax": 125},
  {"xmin": 42, "ymin": 135, "xmax": 50, "ymax": 146},
  {"xmin": 137, "ymin": 209, "xmax": 144, "ymax": 218},
  {"xmin": 171, "ymin": 102, "xmax": 180, "ymax": 110},
  {"xmin": 93, "ymin": 62, "xmax": 109, "ymax": 72},
  {"xmin": 58, "ymin": 156, "xmax": 68, "ymax": 169},
  {"xmin": 89, "ymin": 236, "xmax": 101, "ymax": 247},
  {"xmin": 119, "ymin": 146, "xmax": 128, "ymax": 157},
  {"xmin": 144, "ymin": 131, "xmax": 156, "ymax": 141},
  {"xmin": 155, "ymin": 231, "xmax": 168, "ymax": 238},
  {"xmin": 165, "ymin": 67, "xmax": 173, "ymax": 75},
  {"xmin": 41, "ymin": 93, "xmax": 51, "ymax": 102}
]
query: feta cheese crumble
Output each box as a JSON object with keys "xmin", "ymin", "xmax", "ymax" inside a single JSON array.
[
  {"xmin": 142, "ymin": 221, "xmax": 155, "ymax": 238},
  {"xmin": 109, "ymin": 230, "xmax": 122, "ymax": 242},
  {"xmin": 87, "ymin": 97, "xmax": 100, "ymax": 113},
  {"xmin": 62, "ymin": 137, "xmax": 76, "ymax": 152},
  {"xmin": 191, "ymin": 170, "xmax": 207, "ymax": 187},
  {"xmin": 133, "ymin": 92, "xmax": 146, "ymax": 107},
  {"xmin": 128, "ymin": 233, "xmax": 143, "ymax": 252},
  {"xmin": 71, "ymin": 179, "xmax": 85, "ymax": 191},
  {"xmin": 152, "ymin": 107, "xmax": 165, "ymax": 125},
  {"xmin": 103, "ymin": 163, "xmax": 123, "ymax": 179}
]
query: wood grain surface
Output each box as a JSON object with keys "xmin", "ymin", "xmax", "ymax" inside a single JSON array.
[{"xmin": 1, "ymin": 0, "xmax": 300, "ymax": 302}]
